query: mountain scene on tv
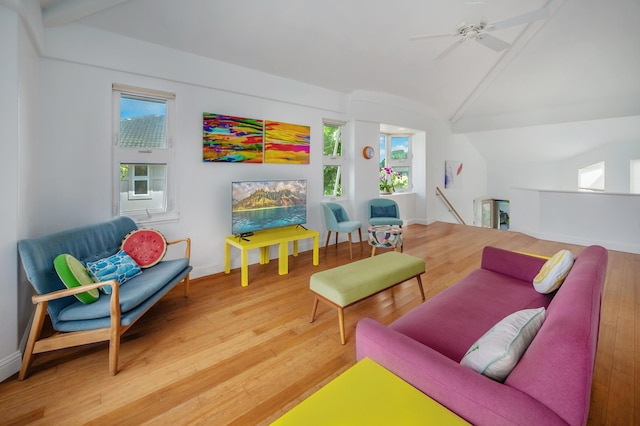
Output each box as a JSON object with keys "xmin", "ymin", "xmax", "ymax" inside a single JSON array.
[{"xmin": 232, "ymin": 180, "xmax": 307, "ymax": 235}]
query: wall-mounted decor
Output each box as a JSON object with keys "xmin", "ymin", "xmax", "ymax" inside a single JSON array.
[
  {"xmin": 445, "ymin": 160, "xmax": 463, "ymax": 189},
  {"xmin": 203, "ymin": 113, "xmax": 264, "ymax": 163},
  {"xmin": 264, "ymin": 120, "xmax": 311, "ymax": 164}
]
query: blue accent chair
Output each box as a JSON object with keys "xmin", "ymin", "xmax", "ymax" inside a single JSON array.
[
  {"xmin": 17, "ymin": 217, "xmax": 192, "ymax": 379},
  {"xmin": 322, "ymin": 202, "xmax": 363, "ymax": 259},
  {"xmin": 367, "ymin": 198, "xmax": 403, "ymax": 226}
]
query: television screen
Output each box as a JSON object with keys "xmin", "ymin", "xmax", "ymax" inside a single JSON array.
[{"xmin": 232, "ymin": 180, "xmax": 307, "ymax": 236}]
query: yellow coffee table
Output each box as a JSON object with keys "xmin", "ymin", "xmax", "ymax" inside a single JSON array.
[{"xmin": 272, "ymin": 357, "xmax": 469, "ymax": 425}]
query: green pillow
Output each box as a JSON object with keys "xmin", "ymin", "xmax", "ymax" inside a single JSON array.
[{"xmin": 53, "ymin": 254, "xmax": 99, "ymax": 304}]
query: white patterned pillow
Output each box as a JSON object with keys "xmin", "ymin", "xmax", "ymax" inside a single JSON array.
[
  {"xmin": 460, "ymin": 307, "xmax": 546, "ymax": 382},
  {"xmin": 533, "ymin": 249, "xmax": 574, "ymax": 294}
]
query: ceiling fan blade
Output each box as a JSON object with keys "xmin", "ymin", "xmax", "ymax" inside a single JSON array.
[
  {"xmin": 490, "ymin": 8, "xmax": 549, "ymax": 30},
  {"xmin": 434, "ymin": 39, "xmax": 465, "ymax": 61},
  {"xmin": 410, "ymin": 32, "xmax": 456, "ymax": 41},
  {"xmin": 475, "ymin": 33, "xmax": 510, "ymax": 52}
]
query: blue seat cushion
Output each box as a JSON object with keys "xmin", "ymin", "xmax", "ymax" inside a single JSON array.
[
  {"xmin": 370, "ymin": 217, "xmax": 404, "ymax": 226},
  {"xmin": 57, "ymin": 258, "xmax": 188, "ymax": 322}
]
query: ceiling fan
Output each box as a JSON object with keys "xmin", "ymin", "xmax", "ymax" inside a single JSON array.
[{"xmin": 411, "ymin": 7, "xmax": 550, "ymax": 60}]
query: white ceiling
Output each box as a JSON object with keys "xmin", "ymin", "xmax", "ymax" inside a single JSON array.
[{"xmin": 37, "ymin": 0, "xmax": 640, "ymax": 159}]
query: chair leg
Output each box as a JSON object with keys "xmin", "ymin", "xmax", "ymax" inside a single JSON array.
[
  {"xmin": 371, "ymin": 246, "xmax": 376, "ymax": 257},
  {"xmin": 358, "ymin": 228, "xmax": 363, "ymax": 253},
  {"xmin": 348, "ymin": 233, "xmax": 353, "ymax": 259},
  {"xmin": 19, "ymin": 302, "xmax": 48, "ymax": 380},
  {"xmin": 324, "ymin": 231, "xmax": 332, "ymax": 256}
]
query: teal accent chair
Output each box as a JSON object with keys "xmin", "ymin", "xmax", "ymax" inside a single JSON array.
[
  {"xmin": 322, "ymin": 202, "xmax": 363, "ymax": 259},
  {"xmin": 367, "ymin": 198, "xmax": 403, "ymax": 226}
]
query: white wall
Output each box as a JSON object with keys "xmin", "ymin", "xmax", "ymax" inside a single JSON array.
[
  {"xmin": 1, "ymin": 3, "xmax": 40, "ymax": 381},
  {"xmin": 0, "ymin": 5, "xmax": 21, "ymax": 380},
  {"xmin": 430, "ymin": 133, "xmax": 488, "ymax": 225},
  {"xmin": 511, "ymin": 189, "xmax": 640, "ymax": 253}
]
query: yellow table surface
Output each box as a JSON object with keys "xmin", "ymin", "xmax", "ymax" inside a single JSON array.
[
  {"xmin": 224, "ymin": 226, "xmax": 319, "ymax": 286},
  {"xmin": 272, "ymin": 357, "xmax": 469, "ymax": 425}
]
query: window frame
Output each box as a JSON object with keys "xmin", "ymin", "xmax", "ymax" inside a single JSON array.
[
  {"xmin": 112, "ymin": 84, "xmax": 178, "ymax": 223},
  {"xmin": 379, "ymin": 132, "xmax": 412, "ymax": 192},
  {"xmin": 578, "ymin": 161, "xmax": 605, "ymax": 192},
  {"xmin": 322, "ymin": 119, "xmax": 347, "ymax": 199}
]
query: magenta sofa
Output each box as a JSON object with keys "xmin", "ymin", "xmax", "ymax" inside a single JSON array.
[{"xmin": 356, "ymin": 245, "xmax": 608, "ymax": 425}]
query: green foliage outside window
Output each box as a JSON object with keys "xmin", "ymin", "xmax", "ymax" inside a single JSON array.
[{"xmin": 323, "ymin": 124, "xmax": 342, "ymax": 196}]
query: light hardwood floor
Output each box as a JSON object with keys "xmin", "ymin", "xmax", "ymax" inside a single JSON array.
[{"xmin": 0, "ymin": 222, "xmax": 637, "ymax": 425}]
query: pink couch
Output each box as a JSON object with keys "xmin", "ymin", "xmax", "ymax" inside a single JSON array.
[{"xmin": 356, "ymin": 245, "xmax": 608, "ymax": 426}]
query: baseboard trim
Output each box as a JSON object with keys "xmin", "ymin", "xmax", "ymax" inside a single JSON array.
[{"xmin": 0, "ymin": 351, "xmax": 21, "ymax": 383}]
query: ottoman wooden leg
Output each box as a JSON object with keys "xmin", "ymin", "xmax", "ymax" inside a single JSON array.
[
  {"xmin": 310, "ymin": 296, "xmax": 319, "ymax": 322},
  {"xmin": 416, "ymin": 275, "xmax": 425, "ymax": 301},
  {"xmin": 338, "ymin": 307, "xmax": 346, "ymax": 345}
]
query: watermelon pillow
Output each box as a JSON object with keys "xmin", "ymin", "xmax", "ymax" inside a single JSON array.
[{"xmin": 121, "ymin": 228, "xmax": 167, "ymax": 268}]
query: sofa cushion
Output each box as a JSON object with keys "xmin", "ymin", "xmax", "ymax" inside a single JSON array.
[
  {"xmin": 121, "ymin": 228, "xmax": 167, "ymax": 268},
  {"xmin": 53, "ymin": 254, "xmax": 99, "ymax": 304},
  {"xmin": 461, "ymin": 307, "xmax": 546, "ymax": 382},
  {"xmin": 533, "ymin": 249, "xmax": 574, "ymax": 294},
  {"xmin": 390, "ymin": 269, "xmax": 552, "ymax": 361},
  {"xmin": 57, "ymin": 258, "xmax": 189, "ymax": 321},
  {"xmin": 86, "ymin": 250, "xmax": 142, "ymax": 294}
]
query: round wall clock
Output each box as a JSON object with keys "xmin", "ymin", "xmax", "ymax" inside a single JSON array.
[{"xmin": 362, "ymin": 145, "xmax": 375, "ymax": 159}]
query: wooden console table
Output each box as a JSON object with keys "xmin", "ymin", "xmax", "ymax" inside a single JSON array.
[{"xmin": 224, "ymin": 226, "xmax": 319, "ymax": 286}]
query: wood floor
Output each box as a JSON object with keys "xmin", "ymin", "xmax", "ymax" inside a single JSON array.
[{"xmin": 0, "ymin": 222, "xmax": 637, "ymax": 425}]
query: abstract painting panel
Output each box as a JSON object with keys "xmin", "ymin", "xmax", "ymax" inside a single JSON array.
[
  {"xmin": 203, "ymin": 113, "xmax": 264, "ymax": 163},
  {"xmin": 445, "ymin": 160, "xmax": 463, "ymax": 189},
  {"xmin": 264, "ymin": 120, "xmax": 310, "ymax": 164}
]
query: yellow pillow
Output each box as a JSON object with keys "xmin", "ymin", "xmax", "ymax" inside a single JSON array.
[{"xmin": 533, "ymin": 249, "xmax": 574, "ymax": 294}]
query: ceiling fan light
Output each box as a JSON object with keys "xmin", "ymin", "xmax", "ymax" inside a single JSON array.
[{"xmin": 465, "ymin": 30, "xmax": 478, "ymax": 39}]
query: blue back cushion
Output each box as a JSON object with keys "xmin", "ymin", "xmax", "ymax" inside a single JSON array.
[
  {"xmin": 18, "ymin": 217, "xmax": 138, "ymax": 319},
  {"xmin": 332, "ymin": 208, "xmax": 345, "ymax": 223},
  {"xmin": 371, "ymin": 205, "xmax": 397, "ymax": 218}
]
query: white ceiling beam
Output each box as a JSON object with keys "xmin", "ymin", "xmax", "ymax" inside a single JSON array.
[
  {"xmin": 42, "ymin": 0, "xmax": 130, "ymax": 27},
  {"xmin": 450, "ymin": 0, "xmax": 566, "ymax": 127}
]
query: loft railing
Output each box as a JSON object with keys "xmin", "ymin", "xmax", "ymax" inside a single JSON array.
[{"xmin": 436, "ymin": 187, "xmax": 466, "ymax": 225}]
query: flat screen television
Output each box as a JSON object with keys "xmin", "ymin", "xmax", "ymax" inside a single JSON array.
[{"xmin": 231, "ymin": 179, "xmax": 307, "ymax": 236}]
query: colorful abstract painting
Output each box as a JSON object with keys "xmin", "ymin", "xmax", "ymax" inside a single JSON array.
[
  {"xmin": 445, "ymin": 160, "xmax": 463, "ymax": 189},
  {"xmin": 203, "ymin": 113, "xmax": 264, "ymax": 163},
  {"xmin": 264, "ymin": 120, "xmax": 310, "ymax": 164}
]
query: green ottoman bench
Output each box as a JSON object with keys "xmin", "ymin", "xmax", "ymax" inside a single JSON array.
[{"xmin": 310, "ymin": 251, "xmax": 425, "ymax": 344}]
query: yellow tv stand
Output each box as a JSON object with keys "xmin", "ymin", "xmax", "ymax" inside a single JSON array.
[{"xmin": 224, "ymin": 226, "xmax": 319, "ymax": 286}]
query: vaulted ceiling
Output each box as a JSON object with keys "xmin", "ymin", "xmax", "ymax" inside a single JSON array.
[{"xmin": 36, "ymin": 0, "xmax": 640, "ymax": 160}]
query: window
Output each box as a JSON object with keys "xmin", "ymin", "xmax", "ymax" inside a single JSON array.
[
  {"xmin": 578, "ymin": 161, "xmax": 605, "ymax": 192},
  {"xmin": 323, "ymin": 120, "xmax": 346, "ymax": 197},
  {"xmin": 631, "ymin": 159, "xmax": 640, "ymax": 194},
  {"xmin": 379, "ymin": 133, "xmax": 411, "ymax": 191},
  {"xmin": 113, "ymin": 84, "xmax": 176, "ymax": 222}
]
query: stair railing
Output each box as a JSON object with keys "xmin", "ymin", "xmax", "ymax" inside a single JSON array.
[{"xmin": 435, "ymin": 187, "xmax": 466, "ymax": 225}]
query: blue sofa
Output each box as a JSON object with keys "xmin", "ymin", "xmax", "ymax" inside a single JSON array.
[{"xmin": 17, "ymin": 216, "xmax": 192, "ymax": 379}]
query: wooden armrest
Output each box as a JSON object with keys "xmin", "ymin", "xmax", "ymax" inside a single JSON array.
[
  {"xmin": 32, "ymin": 280, "xmax": 119, "ymax": 304},
  {"xmin": 167, "ymin": 237, "xmax": 191, "ymax": 260}
]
